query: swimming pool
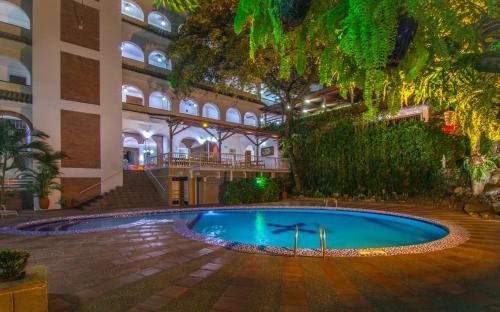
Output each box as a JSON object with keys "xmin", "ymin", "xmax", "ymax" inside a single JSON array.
[{"xmin": 4, "ymin": 207, "xmax": 468, "ymax": 256}]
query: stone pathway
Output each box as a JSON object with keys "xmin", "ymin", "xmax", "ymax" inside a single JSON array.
[{"xmin": 0, "ymin": 202, "xmax": 498, "ymax": 311}]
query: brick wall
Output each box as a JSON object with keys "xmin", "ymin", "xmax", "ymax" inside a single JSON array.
[
  {"xmin": 60, "ymin": 0, "xmax": 100, "ymax": 51},
  {"xmin": 61, "ymin": 52, "xmax": 100, "ymax": 105},
  {"xmin": 61, "ymin": 109, "xmax": 101, "ymax": 168},
  {"xmin": 61, "ymin": 177, "xmax": 101, "ymax": 204}
]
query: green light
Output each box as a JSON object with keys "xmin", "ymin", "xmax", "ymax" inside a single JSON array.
[{"xmin": 255, "ymin": 176, "xmax": 268, "ymax": 189}]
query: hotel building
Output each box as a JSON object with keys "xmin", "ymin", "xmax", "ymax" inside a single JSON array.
[{"xmin": 0, "ymin": 0, "xmax": 289, "ymax": 209}]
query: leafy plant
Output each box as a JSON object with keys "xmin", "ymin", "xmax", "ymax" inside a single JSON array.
[
  {"xmin": 463, "ymin": 154, "xmax": 498, "ymax": 183},
  {"xmin": 0, "ymin": 249, "xmax": 30, "ymax": 282},
  {"xmin": 22, "ymin": 167, "xmax": 62, "ymax": 199}
]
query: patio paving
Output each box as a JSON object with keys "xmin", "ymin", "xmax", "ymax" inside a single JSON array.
[{"xmin": 0, "ymin": 201, "xmax": 498, "ymax": 311}]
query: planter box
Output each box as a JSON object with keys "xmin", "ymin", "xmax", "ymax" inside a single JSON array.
[{"xmin": 0, "ymin": 266, "xmax": 48, "ymax": 312}]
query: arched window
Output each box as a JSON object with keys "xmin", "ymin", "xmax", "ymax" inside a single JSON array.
[
  {"xmin": 0, "ymin": 1, "xmax": 30, "ymax": 29},
  {"xmin": 0, "ymin": 56, "xmax": 31, "ymax": 85},
  {"xmin": 121, "ymin": 0, "xmax": 144, "ymax": 21},
  {"xmin": 149, "ymin": 91, "xmax": 171, "ymax": 110},
  {"xmin": 148, "ymin": 50, "xmax": 171, "ymax": 69},
  {"xmin": 121, "ymin": 41, "xmax": 144, "ymax": 62},
  {"xmin": 148, "ymin": 11, "xmax": 171, "ymax": 32},
  {"xmin": 202, "ymin": 103, "xmax": 220, "ymax": 120},
  {"xmin": 179, "ymin": 98, "xmax": 198, "ymax": 116},
  {"xmin": 122, "ymin": 84, "xmax": 144, "ymax": 105},
  {"xmin": 178, "ymin": 23, "xmax": 184, "ymax": 33},
  {"xmin": 243, "ymin": 112, "xmax": 258, "ymax": 127},
  {"xmin": 226, "ymin": 108, "xmax": 241, "ymax": 123}
]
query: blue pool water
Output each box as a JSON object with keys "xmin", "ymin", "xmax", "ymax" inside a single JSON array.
[
  {"xmin": 14, "ymin": 208, "xmax": 448, "ymax": 249},
  {"xmin": 186, "ymin": 209, "xmax": 448, "ymax": 249}
]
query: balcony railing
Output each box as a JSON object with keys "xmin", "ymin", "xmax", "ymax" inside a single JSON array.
[{"xmin": 146, "ymin": 152, "xmax": 289, "ymax": 171}]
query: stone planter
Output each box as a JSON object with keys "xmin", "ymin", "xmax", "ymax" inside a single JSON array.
[{"xmin": 0, "ymin": 266, "xmax": 47, "ymax": 312}]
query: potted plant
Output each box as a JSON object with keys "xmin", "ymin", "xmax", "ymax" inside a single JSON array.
[
  {"xmin": 23, "ymin": 168, "xmax": 62, "ymax": 210},
  {"xmin": 0, "ymin": 249, "xmax": 30, "ymax": 282},
  {"xmin": 60, "ymin": 196, "xmax": 79, "ymax": 209}
]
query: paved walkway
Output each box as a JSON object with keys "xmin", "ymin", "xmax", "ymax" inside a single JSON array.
[{"xmin": 0, "ymin": 202, "xmax": 499, "ymax": 311}]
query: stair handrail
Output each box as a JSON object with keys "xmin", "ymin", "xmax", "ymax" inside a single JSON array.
[
  {"xmin": 79, "ymin": 169, "xmax": 123, "ymax": 194},
  {"xmin": 145, "ymin": 169, "xmax": 166, "ymax": 193}
]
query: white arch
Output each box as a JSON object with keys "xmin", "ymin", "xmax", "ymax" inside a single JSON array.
[
  {"xmin": 148, "ymin": 50, "xmax": 171, "ymax": 69},
  {"xmin": 0, "ymin": 1, "xmax": 30, "ymax": 29},
  {"xmin": 179, "ymin": 98, "xmax": 198, "ymax": 116},
  {"xmin": 123, "ymin": 136, "xmax": 139, "ymax": 146},
  {"xmin": 149, "ymin": 91, "xmax": 171, "ymax": 110},
  {"xmin": 121, "ymin": 41, "xmax": 144, "ymax": 62},
  {"xmin": 122, "ymin": 84, "xmax": 144, "ymax": 105},
  {"xmin": 226, "ymin": 108, "xmax": 241, "ymax": 123},
  {"xmin": 202, "ymin": 102, "xmax": 220, "ymax": 120},
  {"xmin": 0, "ymin": 55, "xmax": 31, "ymax": 85},
  {"xmin": 243, "ymin": 112, "xmax": 258, "ymax": 126},
  {"xmin": 148, "ymin": 11, "xmax": 171, "ymax": 32},
  {"xmin": 178, "ymin": 23, "xmax": 184, "ymax": 33},
  {"xmin": 121, "ymin": 0, "xmax": 144, "ymax": 21}
]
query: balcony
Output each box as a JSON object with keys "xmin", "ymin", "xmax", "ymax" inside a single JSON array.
[
  {"xmin": 0, "ymin": 80, "xmax": 32, "ymax": 103},
  {"xmin": 146, "ymin": 152, "xmax": 290, "ymax": 172}
]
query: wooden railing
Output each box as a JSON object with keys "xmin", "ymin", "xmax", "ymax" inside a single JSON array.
[{"xmin": 146, "ymin": 152, "xmax": 289, "ymax": 171}]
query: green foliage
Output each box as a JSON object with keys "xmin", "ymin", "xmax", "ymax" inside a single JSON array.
[
  {"xmin": 0, "ymin": 120, "xmax": 55, "ymax": 205},
  {"xmin": 154, "ymin": 0, "xmax": 199, "ymax": 12},
  {"xmin": 291, "ymin": 111, "xmax": 467, "ymax": 197},
  {"xmin": 232, "ymin": 0, "xmax": 499, "ymax": 142},
  {"xmin": 221, "ymin": 178, "xmax": 280, "ymax": 204},
  {"xmin": 0, "ymin": 249, "xmax": 30, "ymax": 281}
]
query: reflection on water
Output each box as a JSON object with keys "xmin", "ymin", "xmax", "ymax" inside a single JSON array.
[{"xmin": 266, "ymin": 222, "xmax": 316, "ymax": 234}]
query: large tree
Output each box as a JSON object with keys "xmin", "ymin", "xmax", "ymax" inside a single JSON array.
[
  {"xmin": 157, "ymin": 0, "xmax": 499, "ymax": 161},
  {"xmin": 165, "ymin": 0, "xmax": 318, "ymax": 190}
]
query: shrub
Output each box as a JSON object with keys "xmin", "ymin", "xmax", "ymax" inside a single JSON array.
[
  {"xmin": 0, "ymin": 249, "xmax": 30, "ymax": 281},
  {"xmin": 222, "ymin": 178, "xmax": 280, "ymax": 204}
]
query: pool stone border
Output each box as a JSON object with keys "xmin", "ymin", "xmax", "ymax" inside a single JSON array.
[{"xmin": 1, "ymin": 206, "xmax": 469, "ymax": 257}]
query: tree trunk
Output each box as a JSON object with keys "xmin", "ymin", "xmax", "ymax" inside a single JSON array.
[{"xmin": 284, "ymin": 103, "xmax": 302, "ymax": 192}]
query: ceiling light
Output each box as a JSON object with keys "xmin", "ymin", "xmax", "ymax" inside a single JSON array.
[{"xmin": 142, "ymin": 130, "xmax": 153, "ymax": 139}]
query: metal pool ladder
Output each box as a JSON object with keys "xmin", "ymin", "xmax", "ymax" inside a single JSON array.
[
  {"xmin": 294, "ymin": 224, "xmax": 299, "ymax": 256},
  {"xmin": 294, "ymin": 224, "xmax": 329, "ymax": 259},
  {"xmin": 320, "ymin": 226, "xmax": 327, "ymax": 258}
]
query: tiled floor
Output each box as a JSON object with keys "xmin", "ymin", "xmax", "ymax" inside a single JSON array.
[{"xmin": 0, "ymin": 202, "xmax": 498, "ymax": 311}]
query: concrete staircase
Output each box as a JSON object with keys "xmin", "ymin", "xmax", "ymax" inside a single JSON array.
[{"xmin": 80, "ymin": 171, "xmax": 168, "ymax": 210}]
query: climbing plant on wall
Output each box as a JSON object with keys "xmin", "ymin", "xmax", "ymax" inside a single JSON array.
[{"xmin": 289, "ymin": 110, "xmax": 468, "ymax": 197}]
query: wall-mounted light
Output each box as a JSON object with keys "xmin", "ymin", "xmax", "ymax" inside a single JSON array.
[{"xmin": 202, "ymin": 122, "xmax": 209, "ymax": 128}]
